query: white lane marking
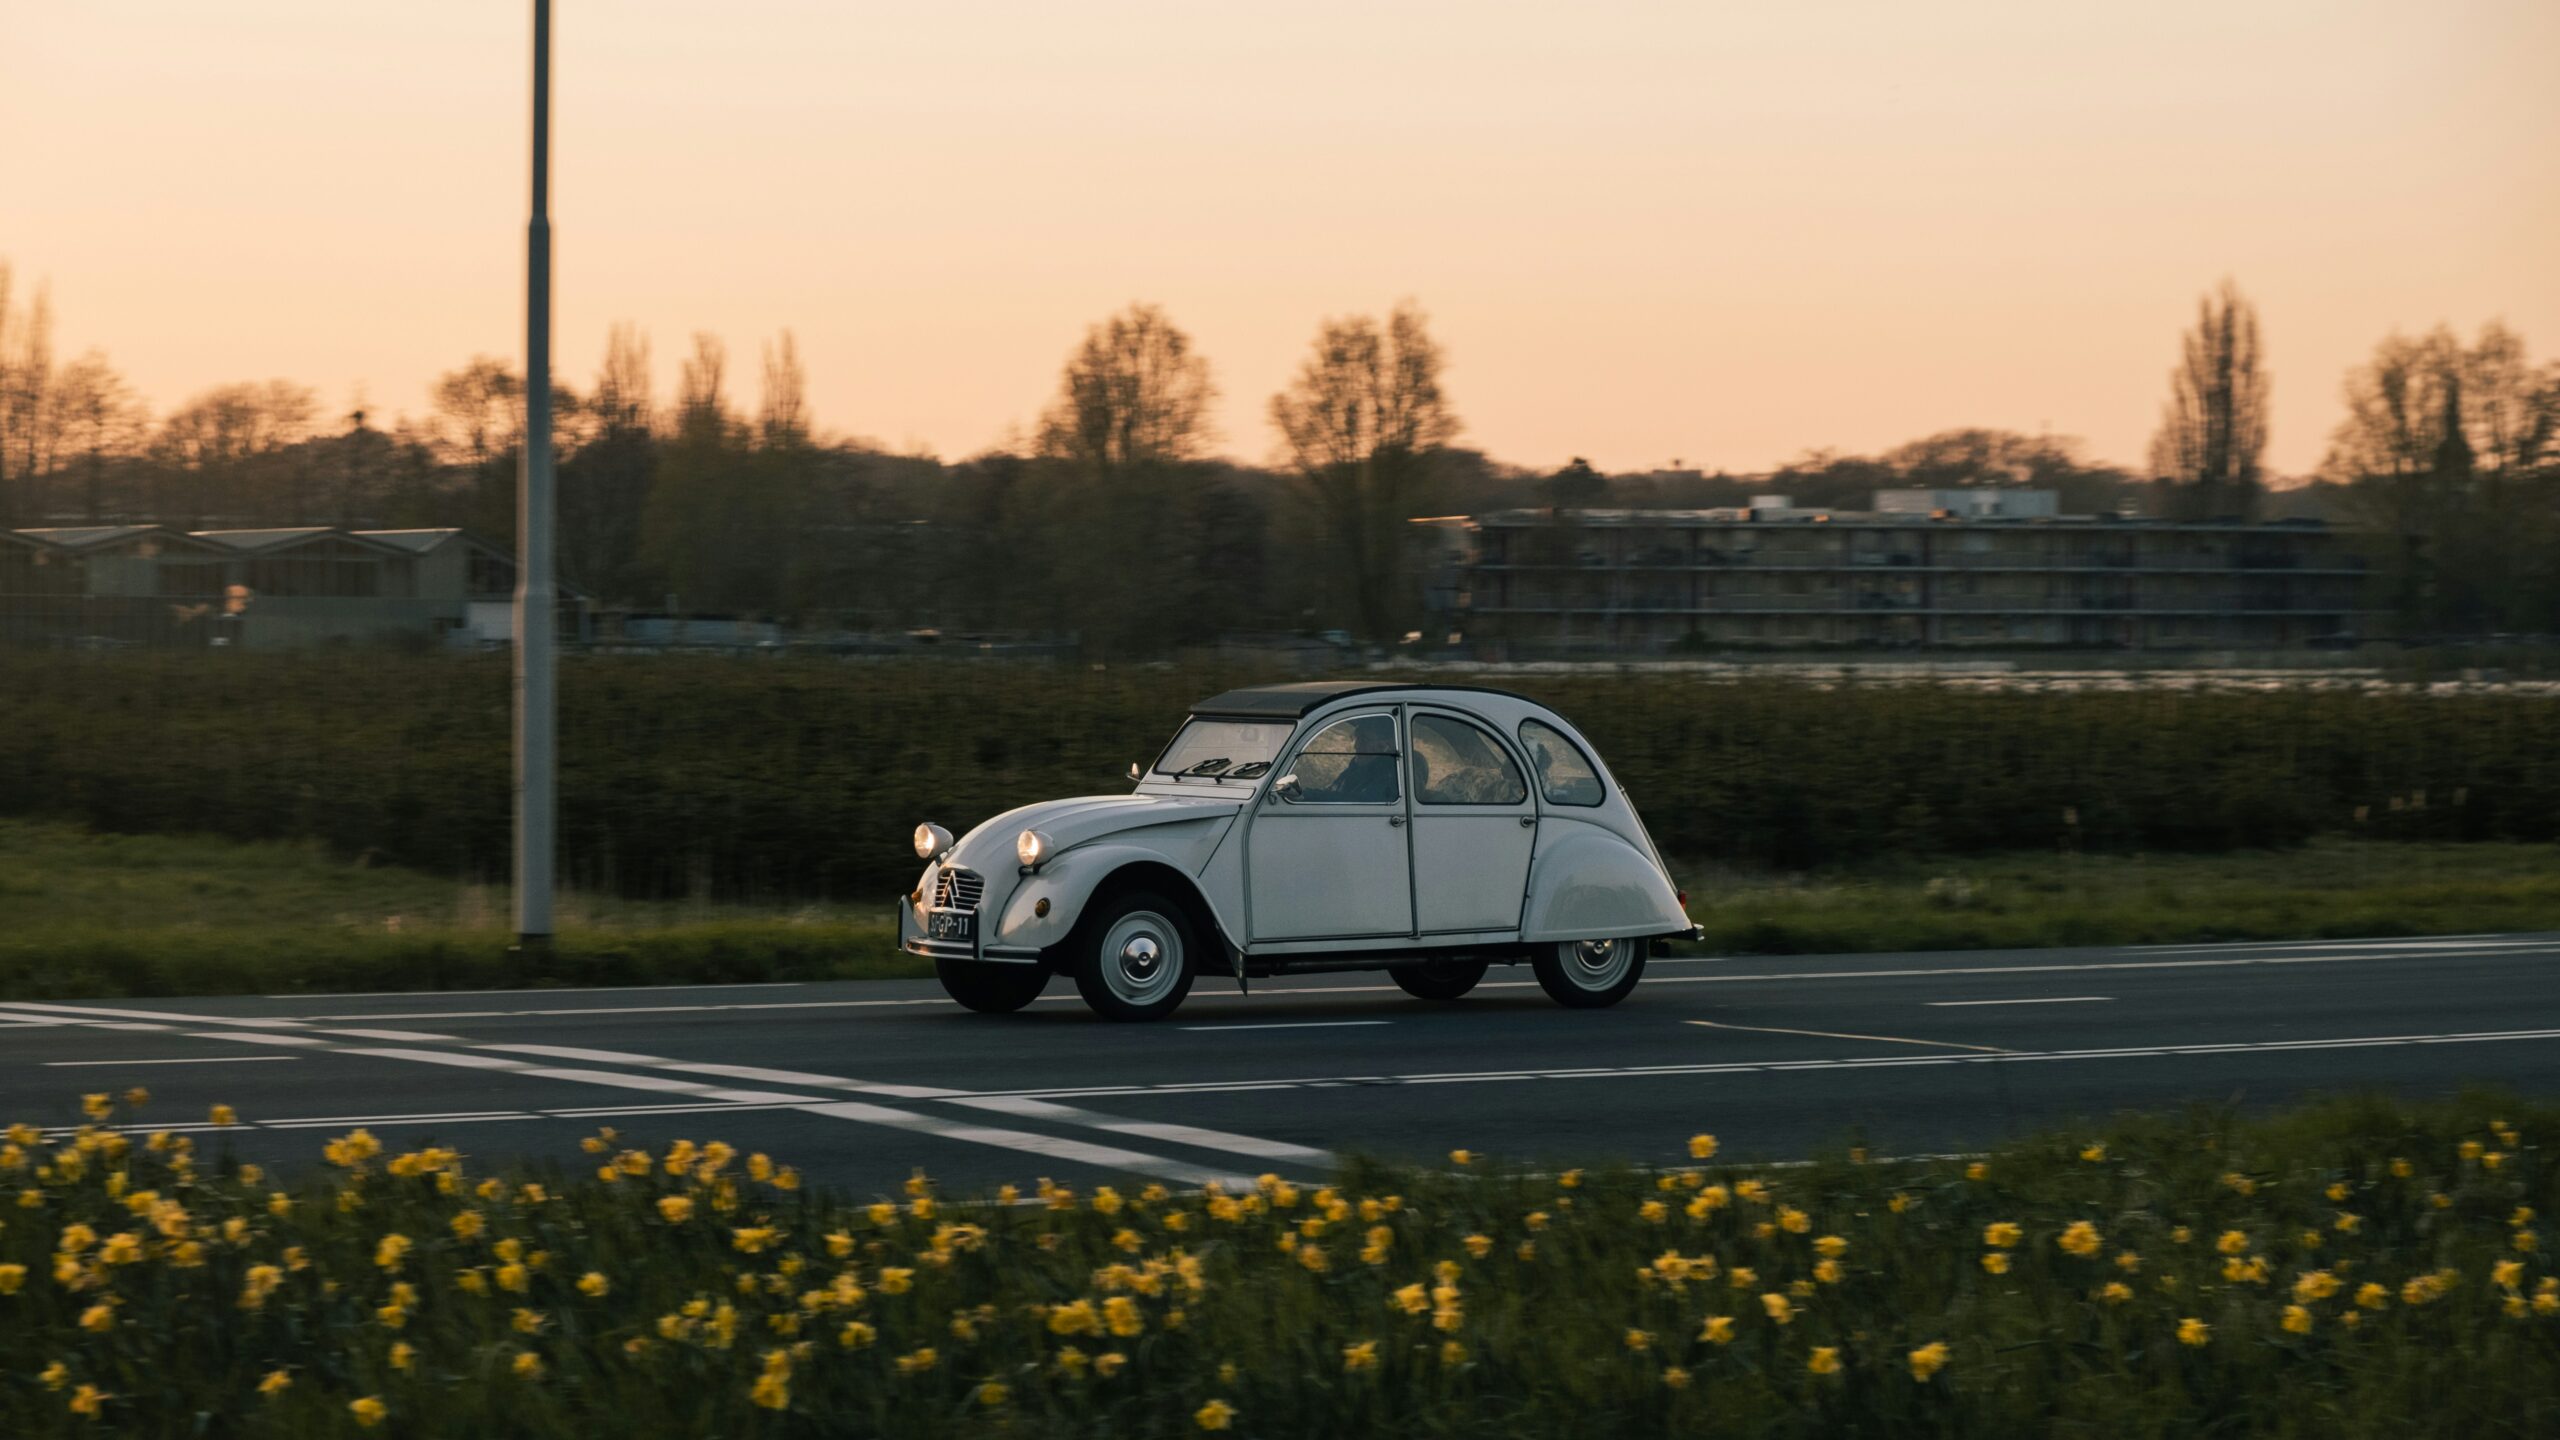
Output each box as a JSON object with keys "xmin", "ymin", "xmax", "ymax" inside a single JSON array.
[
  {"xmin": 971, "ymin": 1025, "xmax": 2560, "ymax": 1100},
  {"xmin": 1179, "ymin": 1020, "xmax": 1394, "ymax": 1032},
  {"xmin": 2130, "ymin": 935, "xmax": 2540, "ymax": 953},
  {"xmin": 321, "ymin": 1028, "xmax": 467, "ymax": 1043},
  {"xmin": 0, "ymin": 1000, "xmax": 308, "ymax": 1028},
  {"xmin": 1685, "ymin": 1019, "xmax": 2016, "ymax": 1054},
  {"xmin": 1927, "ymin": 996, "xmax": 2114, "ymax": 1007},
  {"xmin": 44, "ymin": 1055, "xmax": 299, "ymax": 1068},
  {"xmin": 468, "ymin": 1044, "xmax": 966, "ymax": 1101},
  {"xmin": 795, "ymin": 1100, "xmax": 1254, "ymax": 1189},
  {"xmin": 4, "ymin": 1003, "xmax": 1307, "ymax": 1185},
  {"xmin": 947, "ymin": 1095, "xmax": 1334, "ymax": 1164},
  {"xmin": 264, "ymin": 1111, "xmax": 540, "ymax": 1130},
  {"xmin": 275, "ymin": 982, "xmax": 808, "ymax": 1000}
]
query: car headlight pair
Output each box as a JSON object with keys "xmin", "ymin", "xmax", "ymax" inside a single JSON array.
[{"xmin": 912, "ymin": 822, "xmax": 1052, "ymax": 870}]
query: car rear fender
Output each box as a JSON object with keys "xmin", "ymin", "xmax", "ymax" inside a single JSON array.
[{"xmin": 1520, "ymin": 825, "xmax": 1687, "ymax": 942}]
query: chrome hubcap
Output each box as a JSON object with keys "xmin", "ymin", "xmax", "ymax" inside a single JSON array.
[
  {"xmin": 1101, "ymin": 911, "xmax": 1181, "ymax": 1005},
  {"xmin": 1561, "ymin": 938, "xmax": 1633, "ymax": 989}
]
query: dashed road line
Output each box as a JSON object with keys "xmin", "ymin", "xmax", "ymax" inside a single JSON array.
[
  {"xmin": 1181, "ymin": 1020, "xmax": 1394, "ymax": 1032},
  {"xmin": 1926, "ymin": 996, "xmax": 2112, "ymax": 1007},
  {"xmin": 44, "ymin": 1055, "xmax": 300, "ymax": 1067},
  {"xmin": 1685, "ymin": 1019, "xmax": 2017, "ymax": 1054}
]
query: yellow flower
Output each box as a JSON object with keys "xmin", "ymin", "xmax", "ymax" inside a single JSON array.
[
  {"xmin": 2389, "ymin": 1157, "xmax": 2413, "ymax": 1177},
  {"xmin": 1814, "ymin": 1234, "xmax": 1849, "ymax": 1259},
  {"xmin": 1813, "ymin": 1259, "xmax": 1844, "ymax": 1285},
  {"xmin": 2335, "ymin": 1212, "xmax": 2362, "ymax": 1234},
  {"xmin": 2459, "ymin": 1140, "xmax": 2484, "ymax": 1161},
  {"xmin": 82, "ymin": 1093, "xmax": 113, "ymax": 1119},
  {"xmin": 1808, "ymin": 1346, "xmax": 1841, "ymax": 1376},
  {"xmin": 2058, "ymin": 1220, "xmax": 2102, "ymax": 1258},
  {"xmin": 657, "ymin": 1196, "xmax": 694, "ymax": 1224},
  {"xmin": 1638, "ymin": 1200, "xmax": 1667, "ymax": 1224},
  {"xmin": 2294, "ymin": 1270, "xmax": 2342, "ymax": 1302},
  {"xmin": 1096, "ymin": 1351, "xmax": 1128, "ymax": 1378},
  {"xmin": 1195, "ymin": 1399, "xmax": 1237, "ymax": 1431},
  {"xmin": 41, "ymin": 1362, "xmax": 70, "ymax": 1390},
  {"xmin": 2100, "ymin": 1281, "xmax": 2133, "ymax": 1304},
  {"xmin": 2171, "ymin": 1226, "xmax": 2192, "ymax": 1245},
  {"xmin": 1965, "ymin": 1161, "xmax": 1988, "ymax": 1181},
  {"xmin": 1981, "ymin": 1252, "xmax": 2011, "ymax": 1275},
  {"xmin": 1624, "ymin": 1328, "xmax": 1653, "ymax": 1352},
  {"xmin": 2177, "ymin": 1317, "xmax": 2210, "ymax": 1347},
  {"xmin": 1888, "ymin": 1192, "xmax": 1912, "ymax": 1214},
  {"xmin": 374, "ymin": 1234, "xmax": 412, "ymax": 1271},
  {"xmin": 578, "ymin": 1271, "xmax": 610, "ymax": 1298},
  {"xmin": 70, "ymin": 1384, "xmax": 109, "ymax": 1418},
  {"xmin": 1342, "ymin": 1340, "xmax": 1378, "ymax": 1372},
  {"xmin": 258, "ymin": 1370, "xmax": 292, "ymax": 1398},
  {"xmin": 2080, "ymin": 1143, "xmax": 2106, "ymax": 1162},
  {"xmin": 350, "ymin": 1397, "xmax": 387, "ymax": 1429},
  {"xmin": 1104, "ymin": 1296, "xmax": 1144, "ymax": 1337},
  {"xmin": 1689, "ymin": 1133, "xmax": 1719, "ymax": 1159},
  {"xmin": 0, "ymin": 1264, "xmax": 24, "ymax": 1294},
  {"xmin": 750, "ymin": 1373, "xmax": 790, "ymax": 1410},
  {"xmin": 389, "ymin": 1342, "xmax": 415, "ymax": 1372},
  {"xmin": 1663, "ymin": 1365, "xmax": 1691, "ymax": 1390},
  {"xmin": 209, "ymin": 1104, "xmax": 237, "ymax": 1127},
  {"xmin": 79, "ymin": 1303, "xmax": 115, "ymax": 1333},
  {"xmin": 496, "ymin": 1263, "xmax": 529, "ymax": 1293},
  {"xmin": 2517, "ymin": 1230, "xmax": 2541, "ymax": 1254},
  {"xmin": 1983, "ymin": 1222, "xmax": 2022, "ymax": 1248},
  {"xmin": 1908, "ymin": 1340, "xmax": 1950, "ymax": 1381},
  {"xmin": 977, "ymin": 1381, "xmax": 1010, "ymax": 1407},
  {"xmin": 512, "ymin": 1308, "xmax": 546, "ymax": 1334},
  {"xmin": 1777, "ymin": 1206, "xmax": 1810, "ymax": 1234},
  {"xmin": 1727, "ymin": 1265, "xmax": 1758, "ymax": 1289},
  {"xmin": 1761, "ymin": 1292, "xmax": 1794, "ymax": 1324},
  {"xmin": 2355, "ymin": 1281, "xmax": 2389, "ymax": 1310},
  {"xmin": 512, "ymin": 1351, "xmax": 546, "ymax": 1380},
  {"xmin": 1448, "ymin": 1149, "xmax": 1473, "ymax": 1166},
  {"xmin": 2216, "ymin": 1229, "xmax": 2249, "ymax": 1256},
  {"xmin": 2281, "ymin": 1305, "xmax": 2313, "ymax": 1335}
]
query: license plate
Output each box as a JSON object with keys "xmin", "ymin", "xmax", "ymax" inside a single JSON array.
[{"xmin": 927, "ymin": 910, "xmax": 976, "ymax": 943}]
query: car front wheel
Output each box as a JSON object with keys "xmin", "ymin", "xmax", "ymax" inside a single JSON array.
[
  {"xmin": 1532, "ymin": 937, "xmax": 1645, "ymax": 1008},
  {"xmin": 1072, "ymin": 890, "xmax": 1198, "ymax": 1021},
  {"xmin": 934, "ymin": 958, "xmax": 1049, "ymax": 1014},
  {"xmin": 1392, "ymin": 956, "xmax": 1489, "ymax": 1001}
]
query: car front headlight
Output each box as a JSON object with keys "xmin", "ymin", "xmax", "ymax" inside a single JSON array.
[
  {"xmin": 914, "ymin": 823, "xmax": 952, "ymax": 860},
  {"xmin": 1016, "ymin": 829, "xmax": 1051, "ymax": 868}
]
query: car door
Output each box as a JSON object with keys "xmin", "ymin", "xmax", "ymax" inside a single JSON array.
[
  {"xmin": 1405, "ymin": 709, "xmax": 1537, "ymax": 935},
  {"xmin": 1247, "ymin": 708, "xmax": 1415, "ymax": 942}
]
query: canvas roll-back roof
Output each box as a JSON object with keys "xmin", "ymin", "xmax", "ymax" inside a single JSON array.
[{"xmin": 1190, "ymin": 680, "xmax": 1535, "ymax": 720}]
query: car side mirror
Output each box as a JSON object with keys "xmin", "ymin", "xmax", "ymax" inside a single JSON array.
[
  {"xmin": 1128, "ymin": 762, "xmax": 1142, "ymax": 783},
  {"xmin": 1272, "ymin": 773, "xmax": 1301, "ymax": 802}
]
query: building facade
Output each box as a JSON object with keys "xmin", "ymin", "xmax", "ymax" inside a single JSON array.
[
  {"xmin": 1, "ymin": 525, "xmax": 585, "ymax": 649},
  {"xmin": 1423, "ymin": 493, "xmax": 2382, "ymax": 654}
]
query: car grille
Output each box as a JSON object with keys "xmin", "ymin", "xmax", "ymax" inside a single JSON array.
[{"xmin": 933, "ymin": 867, "xmax": 986, "ymax": 911}]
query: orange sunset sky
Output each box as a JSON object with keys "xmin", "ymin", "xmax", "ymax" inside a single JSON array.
[{"xmin": 8, "ymin": 0, "xmax": 2557, "ymax": 477}]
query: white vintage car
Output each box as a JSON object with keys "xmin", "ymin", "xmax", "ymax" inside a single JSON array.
[{"xmin": 903, "ymin": 682, "xmax": 1696, "ymax": 1020}]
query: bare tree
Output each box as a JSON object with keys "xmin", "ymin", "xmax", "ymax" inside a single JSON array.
[
  {"xmin": 1036, "ymin": 303, "xmax": 1215, "ymax": 472},
  {"xmin": 1269, "ymin": 300, "xmax": 1459, "ymax": 641},
  {"xmin": 0, "ymin": 268, "xmax": 59, "ymax": 523},
  {"xmin": 51, "ymin": 352, "xmax": 146, "ymax": 522},
  {"xmin": 760, "ymin": 331, "xmax": 810, "ymax": 448},
  {"xmin": 152, "ymin": 380, "xmax": 318, "ymax": 525},
  {"xmin": 2149, "ymin": 280, "xmax": 2269, "ymax": 520}
]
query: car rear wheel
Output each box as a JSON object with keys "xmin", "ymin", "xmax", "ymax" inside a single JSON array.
[
  {"xmin": 934, "ymin": 958, "xmax": 1049, "ymax": 1014},
  {"xmin": 1073, "ymin": 890, "xmax": 1198, "ymax": 1021},
  {"xmin": 1532, "ymin": 937, "xmax": 1645, "ymax": 1008},
  {"xmin": 1392, "ymin": 956, "xmax": 1489, "ymax": 1001}
]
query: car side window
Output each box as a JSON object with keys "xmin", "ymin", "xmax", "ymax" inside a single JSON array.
[
  {"xmin": 1410, "ymin": 713, "xmax": 1528, "ymax": 806},
  {"xmin": 1288, "ymin": 713, "xmax": 1401, "ymax": 804},
  {"xmin": 1519, "ymin": 718, "xmax": 1605, "ymax": 806}
]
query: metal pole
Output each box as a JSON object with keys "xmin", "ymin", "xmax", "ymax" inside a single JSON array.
[{"xmin": 513, "ymin": 0, "xmax": 556, "ymax": 945}]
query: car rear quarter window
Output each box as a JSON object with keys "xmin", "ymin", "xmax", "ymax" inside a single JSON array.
[{"xmin": 1519, "ymin": 718, "xmax": 1605, "ymax": 806}]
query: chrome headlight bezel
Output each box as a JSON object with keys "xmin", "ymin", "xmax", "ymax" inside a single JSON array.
[
  {"xmin": 1016, "ymin": 828, "xmax": 1051, "ymax": 869},
  {"xmin": 913, "ymin": 822, "xmax": 953, "ymax": 861}
]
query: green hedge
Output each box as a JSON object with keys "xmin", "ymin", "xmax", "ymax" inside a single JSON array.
[{"xmin": 2, "ymin": 655, "xmax": 2553, "ymax": 901}]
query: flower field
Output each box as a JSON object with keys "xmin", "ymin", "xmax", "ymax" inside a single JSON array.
[{"xmin": 3, "ymin": 1091, "xmax": 2553, "ymax": 1437}]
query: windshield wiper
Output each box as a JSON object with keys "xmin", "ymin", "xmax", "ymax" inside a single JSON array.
[
  {"xmin": 1179, "ymin": 758, "xmax": 1233, "ymax": 777},
  {"xmin": 1228, "ymin": 761, "xmax": 1271, "ymax": 780}
]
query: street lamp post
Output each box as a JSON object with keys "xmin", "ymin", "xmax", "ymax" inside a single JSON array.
[{"xmin": 513, "ymin": 0, "xmax": 556, "ymax": 948}]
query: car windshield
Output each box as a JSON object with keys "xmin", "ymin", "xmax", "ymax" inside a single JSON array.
[{"xmin": 1150, "ymin": 717, "xmax": 1288, "ymax": 780}]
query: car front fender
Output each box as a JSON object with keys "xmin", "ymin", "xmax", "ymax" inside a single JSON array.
[
  {"xmin": 992, "ymin": 843, "xmax": 1239, "ymax": 956},
  {"xmin": 1520, "ymin": 826, "xmax": 1688, "ymax": 942}
]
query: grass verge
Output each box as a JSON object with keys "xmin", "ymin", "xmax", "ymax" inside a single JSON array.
[
  {"xmin": 2, "ymin": 1091, "xmax": 2553, "ymax": 1436},
  {"xmin": 8, "ymin": 822, "xmax": 2560, "ymax": 999}
]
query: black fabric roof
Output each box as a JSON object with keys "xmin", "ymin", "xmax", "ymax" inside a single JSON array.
[{"xmin": 1189, "ymin": 681, "xmax": 1533, "ymax": 720}]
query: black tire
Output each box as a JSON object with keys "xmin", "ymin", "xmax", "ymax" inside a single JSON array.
[
  {"xmin": 1072, "ymin": 889, "xmax": 1199, "ymax": 1022},
  {"xmin": 1392, "ymin": 956, "xmax": 1489, "ymax": 1001},
  {"xmin": 935, "ymin": 958, "xmax": 1049, "ymax": 1014},
  {"xmin": 1531, "ymin": 938, "xmax": 1646, "ymax": 1009}
]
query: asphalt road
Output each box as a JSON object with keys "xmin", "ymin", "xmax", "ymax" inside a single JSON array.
[{"xmin": 6, "ymin": 933, "xmax": 2559, "ymax": 1196}]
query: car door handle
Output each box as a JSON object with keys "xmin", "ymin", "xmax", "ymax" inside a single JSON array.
[
  {"xmin": 1518, "ymin": 815, "xmax": 1536, "ymax": 827},
  {"xmin": 1388, "ymin": 816, "xmax": 1406, "ymax": 827}
]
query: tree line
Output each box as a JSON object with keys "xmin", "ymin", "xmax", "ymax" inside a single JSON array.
[{"xmin": 3, "ymin": 260, "xmax": 2555, "ymax": 645}]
